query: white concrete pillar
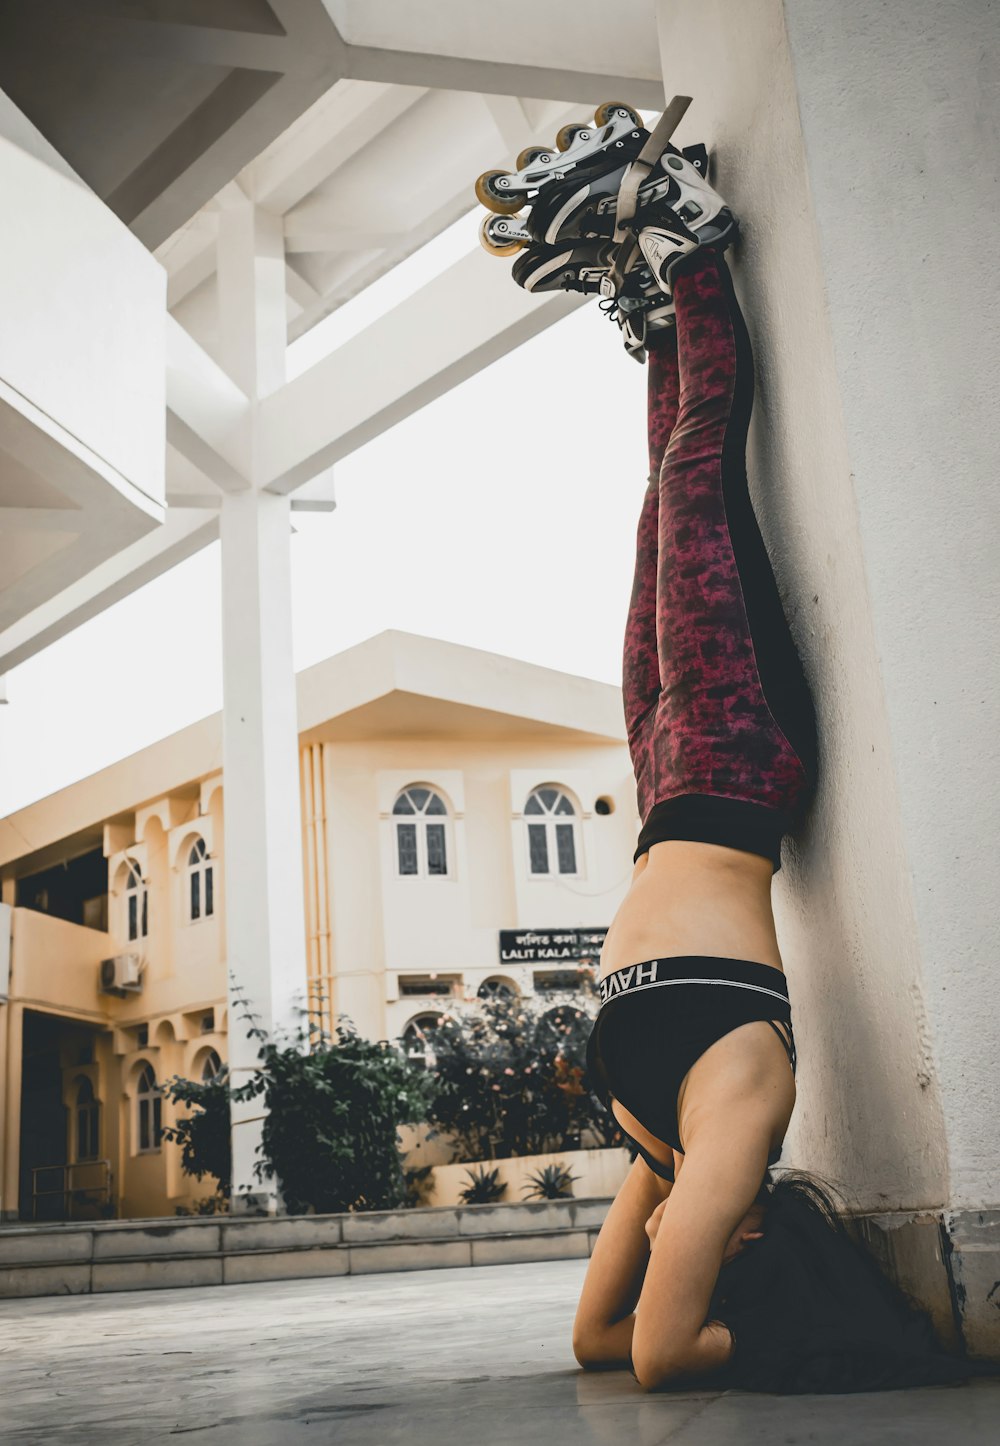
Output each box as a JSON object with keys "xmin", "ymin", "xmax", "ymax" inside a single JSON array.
[
  {"xmin": 652, "ymin": 0, "xmax": 1000, "ymax": 1354},
  {"xmin": 216, "ymin": 198, "xmax": 287, "ymax": 405},
  {"xmin": 219, "ymin": 490, "xmax": 308, "ymax": 1210},
  {"xmin": 780, "ymin": 0, "xmax": 1000, "ymax": 1216},
  {"xmin": 215, "ymin": 193, "xmax": 307, "ymax": 1211}
]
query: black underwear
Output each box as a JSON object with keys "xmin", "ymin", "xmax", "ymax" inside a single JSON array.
[{"xmin": 584, "ymin": 955, "xmax": 795, "ymax": 1180}]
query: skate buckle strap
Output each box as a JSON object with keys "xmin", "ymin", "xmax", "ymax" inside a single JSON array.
[{"xmin": 608, "ymin": 94, "xmax": 692, "ymax": 296}]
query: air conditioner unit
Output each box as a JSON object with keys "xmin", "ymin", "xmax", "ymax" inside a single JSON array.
[{"xmin": 99, "ymin": 954, "xmax": 144, "ymax": 995}]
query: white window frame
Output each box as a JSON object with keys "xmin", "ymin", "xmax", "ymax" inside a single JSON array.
[
  {"xmin": 523, "ymin": 786, "xmax": 581, "ymax": 879},
  {"xmin": 185, "ymin": 838, "xmax": 215, "ymax": 923},
  {"xmin": 124, "ymin": 858, "xmax": 148, "ymax": 944},
  {"xmin": 392, "ymin": 786, "xmax": 452, "ymax": 880},
  {"xmin": 477, "ymin": 975, "xmax": 519, "ymax": 1001},
  {"xmin": 200, "ymin": 1049, "xmax": 223, "ymax": 1082},
  {"xmin": 135, "ymin": 1063, "xmax": 162, "ymax": 1154},
  {"xmin": 402, "ymin": 1012, "xmax": 444, "ymax": 1069}
]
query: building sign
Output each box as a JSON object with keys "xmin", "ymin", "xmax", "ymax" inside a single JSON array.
[{"xmin": 498, "ymin": 928, "xmax": 608, "ymax": 964}]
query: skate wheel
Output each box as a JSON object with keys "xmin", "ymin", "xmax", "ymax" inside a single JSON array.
[
  {"xmin": 478, "ymin": 214, "xmax": 528, "ymax": 257},
  {"xmin": 516, "ymin": 145, "xmax": 553, "ymax": 170},
  {"xmin": 594, "ymin": 101, "xmax": 642, "ymax": 128},
  {"xmin": 474, "ymin": 169, "xmax": 523, "ymax": 215},
  {"xmin": 556, "ymin": 123, "xmax": 589, "ymax": 152}
]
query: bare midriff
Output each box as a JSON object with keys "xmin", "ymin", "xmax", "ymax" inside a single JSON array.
[
  {"xmin": 598, "ymin": 839, "xmax": 788, "ymax": 1170},
  {"xmin": 599, "ymin": 839, "xmax": 783, "ymax": 984}
]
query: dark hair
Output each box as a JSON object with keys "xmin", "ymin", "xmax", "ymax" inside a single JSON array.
[{"xmin": 709, "ymin": 1171, "xmax": 993, "ymax": 1393}]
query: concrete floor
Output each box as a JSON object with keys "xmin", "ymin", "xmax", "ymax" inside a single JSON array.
[{"xmin": 0, "ymin": 1259, "xmax": 996, "ymax": 1445}]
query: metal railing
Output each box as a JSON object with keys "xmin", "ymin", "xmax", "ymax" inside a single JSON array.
[{"xmin": 31, "ymin": 1160, "xmax": 113, "ymax": 1221}]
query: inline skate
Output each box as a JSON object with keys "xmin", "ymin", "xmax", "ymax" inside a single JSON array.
[
  {"xmin": 478, "ymin": 138, "xmax": 716, "ymax": 258},
  {"xmin": 473, "ymin": 98, "xmax": 738, "ymax": 359}
]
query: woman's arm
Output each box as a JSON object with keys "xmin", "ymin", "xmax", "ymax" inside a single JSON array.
[
  {"xmin": 572, "ymin": 1155, "xmax": 671, "ymax": 1369},
  {"xmin": 629, "ymin": 1116, "xmax": 770, "ymax": 1389}
]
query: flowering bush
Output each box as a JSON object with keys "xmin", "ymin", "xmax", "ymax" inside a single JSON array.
[{"xmin": 421, "ymin": 973, "xmax": 621, "ymax": 1161}]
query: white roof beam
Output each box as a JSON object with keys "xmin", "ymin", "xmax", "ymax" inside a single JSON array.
[
  {"xmin": 165, "ymin": 317, "xmax": 252, "ymax": 493},
  {"xmin": 0, "ymin": 508, "xmax": 85, "ymax": 533},
  {"xmin": 482, "ymin": 95, "xmax": 536, "ymax": 152},
  {"xmin": 284, "ymin": 263, "xmax": 322, "ymax": 313},
  {"xmin": 164, "ymin": 236, "xmax": 217, "ymax": 312},
  {"xmin": 130, "ymin": 63, "xmax": 350, "ymax": 249},
  {"xmin": 259, "ymin": 249, "xmax": 585, "ymax": 494},
  {"xmin": 5, "ymin": 6, "xmax": 313, "ymax": 72},
  {"xmin": 282, "ymin": 224, "xmax": 403, "ymax": 255},
  {"xmin": 345, "ymin": 47, "xmax": 665, "ymax": 109},
  {"xmin": 245, "ymin": 82, "xmax": 425, "ymax": 214},
  {"xmin": 286, "ymin": 188, "xmax": 476, "ymax": 341}
]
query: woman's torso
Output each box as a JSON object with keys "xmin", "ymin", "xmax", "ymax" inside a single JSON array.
[
  {"xmin": 599, "ymin": 839, "xmax": 783, "ymax": 982},
  {"xmin": 597, "ymin": 839, "xmax": 789, "ymax": 1171}
]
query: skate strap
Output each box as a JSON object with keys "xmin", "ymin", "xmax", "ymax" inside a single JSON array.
[{"xmin": 608, "ymin": 95, "xmax": 692, "ymax": 294}]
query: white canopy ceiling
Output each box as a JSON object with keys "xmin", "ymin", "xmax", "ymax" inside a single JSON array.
[{"xmin": 0, "ymin": 0, "xmax": 664, "ymax": 675}]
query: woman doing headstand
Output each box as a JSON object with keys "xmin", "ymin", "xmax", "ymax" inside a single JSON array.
[
  {"xmin": 474, "ymin": 104, "xmax": 994, "ymax": 1391},
  {"xmin": 570, "ymin": 236, "xmax": 820, "ymax": 1387}
]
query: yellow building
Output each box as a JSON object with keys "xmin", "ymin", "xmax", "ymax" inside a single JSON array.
[{"xmin": 0, "ymin": 631, "xmax": 635, "ymax": 1222}]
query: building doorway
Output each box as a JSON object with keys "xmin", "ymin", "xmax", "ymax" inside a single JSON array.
[{"xmin": 18, "ymin": 1011, "xmax": 107, "ymax": 1222}]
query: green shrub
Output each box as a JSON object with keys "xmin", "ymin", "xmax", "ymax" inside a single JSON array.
[
  {"xmin": 162, "ymin": 1069, "xmax": 232, "ymax": 1202},
  {"xmin": 235, "ymin": 999, "xmax": 438, "ymax": 1215},
  {"xmin": 164, "ymin": 991, "xmax": 438, "ymax": 1216}
]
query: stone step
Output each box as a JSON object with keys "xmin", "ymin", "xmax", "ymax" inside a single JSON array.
[{"xmin": 0, "ymin": 1197, "xmax": 609, "ymax": 1299}]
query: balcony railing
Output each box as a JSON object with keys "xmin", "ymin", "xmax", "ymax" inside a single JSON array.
[{"xmin": 31, "ymin": 1160, "xmax": 113, "ymax": 1222}]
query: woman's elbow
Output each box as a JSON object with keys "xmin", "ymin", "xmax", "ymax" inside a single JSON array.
[
  {"xmin": 631, "ymin": 1354, "xmax": 681, "ymax": 1392},
  {"xmin": 630, "ymin": 1341, "xmax": 696, "ymax": 1392},
  {"xmin": 572, "ymin": 1329, "xmax": 606, "ymax": 1370},
  {"xmin": 572, "ymin": 1325, "xmax": 630, "ymax": 1371}
]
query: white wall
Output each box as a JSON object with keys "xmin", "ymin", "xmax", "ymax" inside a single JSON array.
[
  {"xmin": 781, "ymin": 0, "xmax": 1000, "ymax": 1210},
  {"xmin": 0, "ymin": 91, "xmax": 165, "ymax": 505},
  {"xmin": 654, "ymin": 0, "xmax": 951, "ymax": 1210},
  {"xmin": 325, "ymin": 737, "xmax": 636, "ymax": 1041}
]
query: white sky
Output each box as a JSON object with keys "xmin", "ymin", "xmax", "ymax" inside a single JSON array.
[{"xmin": 0, "ymin": 218, "xmax": 649, "ymax": 818}]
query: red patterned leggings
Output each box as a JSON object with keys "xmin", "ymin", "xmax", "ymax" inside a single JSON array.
[{"xmin": 625, "ymin": 252, "xmax": 817, "ymax": 868}]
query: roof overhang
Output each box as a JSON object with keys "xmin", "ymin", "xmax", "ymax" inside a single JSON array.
[{"xmin": 0, "ymin": 630, "xmax": 626, "ymax": 870}]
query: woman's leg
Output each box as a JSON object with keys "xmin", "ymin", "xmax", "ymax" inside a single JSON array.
[
  {"xmin": 636, "ymin": 251, "xmax": 817, "ymax": 860},
  {"xmin": 623, "ymin": 330, "xmax": 681, "ymax": 799}
]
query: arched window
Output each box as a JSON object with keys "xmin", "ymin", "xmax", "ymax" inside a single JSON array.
[
  {"xmin": 200, "ymin": 1049, "xmax": 223, "ymax": 1082},
  {"xmin": 392, "ymin": 786, "xmax": 450, "ymax": 878},
  {"xmin": 124, "ymin": 858, "xmax": 148, "ymax": 943},
  {"xmin": 537, "ymin": 1003, "xmax": 586, "ymax": 1051},
  {"xmin": 135, "ymin": 1064, "xmax": 162, "ymax": 1153},
  {"xmin": 186, "ymin": 838, "xmax": 214, "ymax": 922},
  {"xmin": 524, "ymin": 786, "xmax": 579, "ymax": 876},
  {"xmin": 477, "ymin": 976, "xmax": 518, "ymax": 1001},
  {"xmin": 402, "ymin": 1012, "xmax": 443, "ymax": 1070},
  {"xmin": 75, "ymin": 1077, "xmax": 100, "ymax": 1162}
]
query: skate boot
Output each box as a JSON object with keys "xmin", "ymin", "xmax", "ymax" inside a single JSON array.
[
  {"xmin": 511, "ymin": 239, "xmax": 676, "ymax": 362},
  {"xmin": 598, "ymin": 103, "xmax": 738, "ymax": 311},
  {"xmin": 612, "ymin": 196, "xmax": 737, "ymax": 295}
]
